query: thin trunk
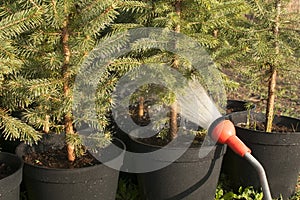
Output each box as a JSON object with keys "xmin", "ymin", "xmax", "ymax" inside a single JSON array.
[
  {"xmin": 213, "ymin": 29, "xmax": 218, "ymax": 38},
  {"xmin": 265, "ymin": 0, "xmax": 281, "ymax": 132},
  {"xmin": 169, "ymin": 0, "xmax": 181, "ymax": 140},
  {"xmin": 62, "ymin": 17, "xmax": 76, "ymax": 161},
  {"xmin": 43, "ymin": 114, "xmax": 50, "ymax": 133},
  {"xmin": 169, "ymin": 101, "xmax": 178, "ymax": 140},
  {"xmin": 138, "ymin": 96, "xmax": 144, "ymax": 120},
  {"xmin": 265, "ymin": 68, "xmax": 277, "ymax": 132}
]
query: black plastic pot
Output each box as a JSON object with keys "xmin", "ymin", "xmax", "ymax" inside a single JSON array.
[
  {"xmin": 226, "ymin": 100, "xmax": 256, "ymax": 114},
  {"xmin": 129, "ymin": 137, "xmax": 227, "ymax": 200},
  {"xmin": 224, "ymin": 112, "xmax": 300, "ymax": 199},
  {"xmin": 16, "ymin": 134, "xmax": 125, "ymax": 200},
  {"xmin": 0, "ymin": 152, "xmax": 23, "ymax": 200}
]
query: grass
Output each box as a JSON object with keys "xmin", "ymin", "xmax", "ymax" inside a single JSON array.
[{"xmin": 116, "ymin": 178, "xmax": 141, "ymax": 200}]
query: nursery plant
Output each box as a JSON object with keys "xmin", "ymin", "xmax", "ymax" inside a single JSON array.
[
  {"xmin": 106, "ymin": 1, "xmax": 250, "ymax": 199},
  {"xmin": 219, "ymin": 0, "xmax": 300, "ymax": 198},
  {"xmin": 126, "ymin": 0, "xmax": 249, "ymax": 141},
  {"xmin": 4, "ymin": 0, "xmax": 145, "ymax": 162},
  {"xmin": 219, "ymin": 0, "xmax": 300, "ymax": 131}
]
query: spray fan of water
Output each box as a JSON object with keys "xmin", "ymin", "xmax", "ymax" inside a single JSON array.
[{"xmin": 177, "ymin": 80, "xmax": 223, "ymax": 131}]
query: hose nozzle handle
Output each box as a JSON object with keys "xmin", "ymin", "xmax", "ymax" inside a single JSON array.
[{"xmin": 209, "ymin": 118, "xmax": 251, "ymax": 157}]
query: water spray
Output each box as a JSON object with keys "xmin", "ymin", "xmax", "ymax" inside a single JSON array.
[{"xmin": 208, "ymin": 117, "xmax": 272, "ymax": 200}]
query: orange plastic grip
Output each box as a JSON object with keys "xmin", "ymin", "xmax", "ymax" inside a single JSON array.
[
  {"xmin": 226, "ymin": 135, "xmax": 251, "ymax": 157},
  {"xmin": 211, "ymin": 119, "xmax": 251, "ymax": 157}
]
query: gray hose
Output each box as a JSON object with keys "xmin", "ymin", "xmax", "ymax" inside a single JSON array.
[{"xmin": 244, "ymin": 152, "xmax": 272, "ymax": 200}]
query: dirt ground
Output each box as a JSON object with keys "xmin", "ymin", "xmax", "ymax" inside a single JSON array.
[{"xmin": 222, "ymin": 67, "xmax": 300, "ymax": 119}]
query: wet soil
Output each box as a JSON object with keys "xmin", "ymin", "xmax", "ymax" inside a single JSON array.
[
  {"xmin": 136, "ymin": 133, "xmax": 208, "ymax": 148},
  {"xmin": 237, "ymin": 121, "xmax": 296, "ymax": 133},
  {"xmin": 23, "ymin": 147, "xmax": 100, "ymax": 169}
]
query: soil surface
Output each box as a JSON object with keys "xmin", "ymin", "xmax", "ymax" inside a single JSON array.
[
  {"xmin": 237, "ymin": 121, "xmax": 296, "ymax": 133},
  {"xmin": 23, "ymin": 147, "xmax": 100, "ymax": 169},
  {"xmin": 0, "ymin": 162, "xmax": 13, "ymax": 180},
  {"xmin": 136, "ymin": 134, "xmax": 208, "ymax": 147}
]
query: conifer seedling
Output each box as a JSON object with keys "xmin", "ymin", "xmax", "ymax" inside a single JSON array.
[{"xmin": 2, "ymin": 0, "xmax": 145, "ymax": 162}]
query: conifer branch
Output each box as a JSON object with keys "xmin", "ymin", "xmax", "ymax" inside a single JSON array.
[
  {"xmin": 29, "ymin": 0, "xmax": 41, "ymax": 10},
  {"xmin": 0, "ymin": 108, "xmax": 41, "ymax": 145},
  {"xmin": 50, "ymin": 0, "xmax": 59, "ymax": 22},
  {"xmin": 0, "ymin": 8, "xmax": 42, "ymax": 38}
]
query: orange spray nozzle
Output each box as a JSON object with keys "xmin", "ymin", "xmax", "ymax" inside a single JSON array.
[{"xmin": 209, "ymin": 118, "xmax": 251, "ymax": 157}]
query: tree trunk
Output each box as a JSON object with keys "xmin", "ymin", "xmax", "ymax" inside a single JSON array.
[
  {"xmin": 138, "ymin": 96, "xmax": 144, "ymax": 120},
  {"xmin": 168, "ymin": 0, "xmax": 181, "ymax": 140},
  {"xmin": 265, "ymin": 67, "xmax": 277, "ymax": 132},
  {"xmin": 43, "ymin": 114, "xmax": 50, "ymax": 134},
  {"xmin": 265, "ymin": 0, "xmax": 281, "ymax": 132},
  {"xmin": 213, "ymin": 29, "xmax": 218, "ymax": 38},
  {"xmin": 62, "ymin": 17, "xmax": 76, "ymax": 162},
  {"xmin": 169, "ymin": 101, "xmax": 178, "ymax": 140}
]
